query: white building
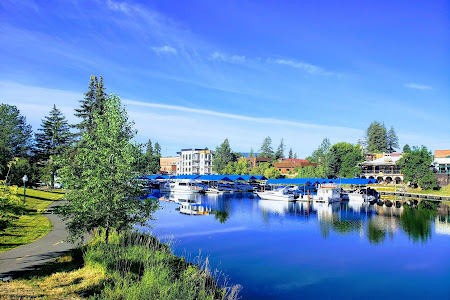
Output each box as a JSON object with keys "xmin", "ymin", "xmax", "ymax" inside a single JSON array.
[{"xmin": 176, "ymin": 148, "xmax": 214, "ymax": 175}]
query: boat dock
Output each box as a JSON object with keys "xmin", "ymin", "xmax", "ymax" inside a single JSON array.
[{"xmin": 379, "ymin": 190, "xmax": 450, "ymax": 201}]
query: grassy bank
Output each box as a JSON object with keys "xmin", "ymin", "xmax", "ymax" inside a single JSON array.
[
  {"xmin": 0, "ymin": 232, "xmax": 240, "ymax": 299},
  {"xmin": 0, "ymin": 189, "xmax": 64, "ymax": 253}
]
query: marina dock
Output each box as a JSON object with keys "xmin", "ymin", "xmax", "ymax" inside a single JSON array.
[{"xmin": 379, "ymin": 190, "xmax": 450, "ymax": 201}]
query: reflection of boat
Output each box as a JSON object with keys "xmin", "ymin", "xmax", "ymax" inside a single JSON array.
[
  {"xmin": 179, "ymin": 202, "xmax": 212, "ymax": 215},
  {"xmin": 255, "ymin": 187, "xmax": 295, "ymax": 201},
  {"xmin": 312, "ymin": 202, "xmax": 341, "ymax": 220},
  {"xmin": 161, "ymin": 180, "xmax": 205, "ymax": 193},
  {"xmin": 258, "ymin": 199, "xmax": 290, "ymax": 214},
  {"xmin": 311, "ymin": 184, "xmax": 341, "ymax": 203}
]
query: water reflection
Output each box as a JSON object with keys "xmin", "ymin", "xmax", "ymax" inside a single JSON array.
[{"xmin": 155, "ymin": 192, "xmax": 449, "ymax": 245}]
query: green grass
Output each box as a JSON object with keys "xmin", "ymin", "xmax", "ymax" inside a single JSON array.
[
  {"xmin": 0, "ymin": 232, "xmax": 241, "ymax": 299},
  {"xmin": 407, "ymin": 185, "xmax": 450, "ymax": 196},
  {"xmin": 0, "ymin": 188, "xmax": 64, "ymax": 253}
]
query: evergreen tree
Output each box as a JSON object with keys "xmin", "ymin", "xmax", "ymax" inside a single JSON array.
[
  {"xmin": 35, "ymin": 105, "xmax": 72, "ymax": 189},
  {"xmin": 288, "ymin": 148, "xmax": 293, "ymax": 159},
  {"xmin": 403, "ymin": 144, "xmax": 411, "ymax": 153},
  {"xmin": 57, "ymin": 94, "xmax": 159, "ymax": 243},
  {"xmin": 387, "ymin": 126, "xmax": 399, "ymax": 153},
  {"xmin": 213, "ymin": 138, "xmax": 235, "ymax": 174},
  {"xmin": 145, "ymin": 139, "xmax": 153, "ymax": 156},
  {"xmin": 154, "ymin": 142, "xmax": 161, "ymax": 157},
  {"xmin": 259, "ymin": 136, "xmax": 274, "ymax": 158},
  {"xmin": 366, "ymin": 121, "xmax": 387, "ymax": 153},
  {"xmin": 0, "ymin": 104, "xmax": 33, "ymax": 177},
  {"xmin": 275, "ymin": 138, "xmax": 285, "ymax": 159},
  {"xmin": 73, "ymin": 75, "xmax": 107, "ymax": 134},
  {"xmin": 294, "ymin": 153, "xmax": 297, "ymax": 159},
  {"xmin": 249, "ymin": 148, "xmax": 254, "ymax": 158}
]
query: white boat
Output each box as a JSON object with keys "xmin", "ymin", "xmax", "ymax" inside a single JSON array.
[
  {"xmin": 311, "ymin": 184, "xmax": 341, "ymax": 203},
  {"xmin": 179, "ymin": 202, "xmax": 211, "ymax": 215},
  {"xmin": 255, "ymin": 187, "xmax": 295, "ymax": 201},
  {"xmin": 161, "ymin": 180, "xmax": 205, "ymax": 193},
  {"xmin": 341, "ymin": 187, "xmax": 379, "ymax": 202}
]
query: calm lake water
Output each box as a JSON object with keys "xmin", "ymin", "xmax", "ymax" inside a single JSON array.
[{"xmin": 140, "ymin": 193, "xmax": 450, "ymax": 299}]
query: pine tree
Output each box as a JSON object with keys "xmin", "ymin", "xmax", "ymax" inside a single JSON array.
[
  {"xmin": 387, "ymin": 126, "xmax": 399, "ymax": 153},
  {"xmin": 259, "ymin": 136, "xmax": 274, "ymax": 158},
  {"xmin": 213, "ymin": 138, "xmax": 235, "ymax": 174},
  {"xmin": 249, "ymin": 147, "xmax": 254, "ymax": 158},
  {"xmin": 403, "ymin": 144, "xmax": 411, "ymax": 153},
  {"xmin": 35, "ymin": 105, "xmax": 71, "ymax": 189},
  {"xmin": 275, "ymin": 138, "xmax": 285, "ymax": 159},
  {"xmin": 73, "ymin": 75, "xmax": 107, "ymax": 134},
  {"xmin": 146, "ymin": 139, "xmax": 153, "ymax": 156},
  {"xmin": 154, "ymin": 142, "xmax": 161, "ymax": 157},
  {"xmin": 288, "ymin": 148, "xmax": 293, "ymax": 159},
  {"xmin": 366, "ymin": 121, "xmax": 387, "ymax": 153},
  {"xmin": 294, "ymin": 153, "xmax": 297, "ymax": 159}
]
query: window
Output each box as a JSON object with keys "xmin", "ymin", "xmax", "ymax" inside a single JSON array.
[{"xmin": 189, "ymin": 154, "xmax": 191, "ymax": 159}]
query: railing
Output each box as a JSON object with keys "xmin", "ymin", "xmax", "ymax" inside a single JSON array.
[{"xmin": 361, "ymin": 170, "xmax": 402, "ymax": 175}]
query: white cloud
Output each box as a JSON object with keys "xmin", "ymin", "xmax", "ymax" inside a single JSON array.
[
  {"xmin": 404, "ymin": 83, "xmax": 432, "ymax": 90},
  {"xmin": 210, "ymin": 52, "xmax": 246, "ymax": 64},
  {"xmin": 152, "ymin": 45, "xmax": 177, "ymax": 55},
  {"xmin": 266, "ymin": 58, "xmax": 324, "ymax": 74}
]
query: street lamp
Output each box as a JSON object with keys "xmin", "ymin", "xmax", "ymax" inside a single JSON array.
[{"xmin": 22, "ymin": 175, "xmax": 28, "ymax": 206}]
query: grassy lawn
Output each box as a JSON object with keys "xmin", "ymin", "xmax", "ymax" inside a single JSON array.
[
  {"xmin": 0, "ymin": 232, "xmax": 240, "ymax": 299},
  {"xmin": 0, "ymin": 189, "xmax": 64, "ymax": 253},
  {"xmin": 407, "ymin": 185, "xmax": 450, "ymax": 196}
]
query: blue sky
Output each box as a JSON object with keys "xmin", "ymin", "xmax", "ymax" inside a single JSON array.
[{"xmin": 0, "ymin": 0, "xmax": 449, "ymax": 157}]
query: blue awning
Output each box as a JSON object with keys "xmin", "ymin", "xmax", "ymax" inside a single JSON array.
[
  {"xmin": 333, "ymin": 178, "xmax": 378, "ymax": 185},
  {"xmin": 197, "ymin": 175, "xmax": 233, "ymax": 181},
  {"xmin": 266, "ymin": 178, "xmax": 312, "ymax": 185},
  {"xmin": 173, "ymin": 175, "xmax": 201, "ymax": 180}
]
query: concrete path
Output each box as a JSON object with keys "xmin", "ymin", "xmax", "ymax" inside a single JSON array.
[{"xmin": 0, "ymin": 201, "xmax": 85, "ymax": 279}]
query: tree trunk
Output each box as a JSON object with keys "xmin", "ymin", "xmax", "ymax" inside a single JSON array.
[{"xmin": 105, "ymin": 227, "xmax": 110, "ymax": 244}]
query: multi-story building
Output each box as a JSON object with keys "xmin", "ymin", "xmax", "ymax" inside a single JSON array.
[
  {"xmin": 159, "ymin": 156, "xmax": 178, "ymax": 175},
  {"xmin": 434, "ymin": 150, "xmax": 450, "ymax": 186},
  {"xmin": 242, "ymin": 157, "xmax": 273, "ymax": 169},
  {"xmin": 176, "ymin": 148, "xmax": 214, "ymax": 175},
  {"xmin": 360, "ymin": 152, "xmax": 403, "ymax": 184}
]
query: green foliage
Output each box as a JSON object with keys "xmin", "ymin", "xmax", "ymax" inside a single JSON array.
[
  {"xmin": 397, "ymin": 145, "xmax": 438, "ymax": 189},
  {"xmin": 366, "ymin": 121, "xmax": 387, "ymax": 153},
  {"xmin": 154, "ymin": 142, "xmax": 162, "ymax": 157},
  {"xmin": 258, "ymin": 136, "xmax": 274, "ymax": 159},
  {"xmin": 222, "ymin": 159, "xmax": 250, "ymax": 175},
  {"xmin": 73, "ymin": 75, "xmax": 108, "ymax": 134},
  {"xmin": 288, "ymin": 148, "xmax": 293, "ymax": 159},
  {"xmin": 387, "ymin": 126, "xmax": 399, "ymax": 153},
  {"xmin": 6, "ymin": 157, "xmax": 39, "ymax": 187},
  {"xmin": 213, "ymin": 139, "xmax": 236, "ymax": 174},
  {"xmin": 0, "ymin": 104, "xmax": 33, "ymax": 177},
  {"xmin": 249, "ymin": 147, "xmax": 254, "ymax": 158},
  {"xmin": 134, "ymin": 140, "xmax": 161, "ymax": 175},
  {"xmin": 327, "ymin": 142, "xmax": 362, "ymax": 178},
  {"xmin": 35, "ymin": 105, "xmax": 72, "ymax": 189},
  {"xmin": 308, "ymin": 138, "xmax": 331, "ymax": 164},
  {"xmin": 402, "ymin": 144, "xmax": 411, "ymax": 153},
  {"xmin": 295, "ymin": 166, "xmax": 325, "ymax": 178},
  {"xmin": 250, "ymin": 162, "xmax": 280, "ymax": 179},
  {"xmin": 0, "ymin": 158, "xmax": 22, "ymax": 231},
  {"xmin": 57, "ymin": 95, "xmax": 159, "ymax": 242},
  {"xmin": 275, "ymin": 138, "xmax": 285, "ymax": 159},
  {"xmin": 367, "ymin": 218, "xmax": 386, "ymax": 244}
]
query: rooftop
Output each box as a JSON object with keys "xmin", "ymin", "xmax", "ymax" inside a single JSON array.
[{"xmin": 435, "ymin": 150, "xmax": 450, "ymax": 158}]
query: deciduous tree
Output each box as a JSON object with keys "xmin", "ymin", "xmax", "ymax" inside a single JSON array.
[
  {"xmin": 397, "ymin": 146, "xmax": 438, "ymax": 190},
  {"xmin": 57, "ymin": 95, "xmax": 159, "ymax": 243}
]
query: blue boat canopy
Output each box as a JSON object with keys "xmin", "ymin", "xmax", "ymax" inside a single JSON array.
[
  {"xmin": 197, "ymin": 175, "xmax": 233, "ymax": 181},
  {"xmin": 266, "ymin": 178, "xmax": 312, "ymax": 185},
  {"xmin": 333, "ymin": 178, "xmax": 378, "ymax": 185}
]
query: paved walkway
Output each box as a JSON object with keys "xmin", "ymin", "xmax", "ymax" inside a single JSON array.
[{"xmin": 0, "ymin": 201, "xmax": 85, "ymax": 279}]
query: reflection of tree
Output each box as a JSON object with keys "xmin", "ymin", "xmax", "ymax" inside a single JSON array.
[
  {"xmin": 214, "ymin": 210, "xmax": 229, "ymax": 224},
  {"xmin": 367, "ymin": 218, "xmax": 386, "ymax": 245},
  {"xmin": 400, "ymin": 203, "xmax": 435, "ymax": 244},
  {"xmin": 319, "ymin": 217, "xmax": 362, "ymax": 239}
]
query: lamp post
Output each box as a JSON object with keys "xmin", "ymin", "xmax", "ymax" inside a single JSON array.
[{"xmin": 22, "ymin": 175, "xmax": 28, "ymax": 206}]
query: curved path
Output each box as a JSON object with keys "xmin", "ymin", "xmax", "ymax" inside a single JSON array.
[{"xmin": 0, "ymin": 201, "xmax": 85, "ymax": 279}]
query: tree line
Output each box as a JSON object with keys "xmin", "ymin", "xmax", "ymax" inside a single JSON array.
[
  {"xmin": 1, "ymin": 76, "xmax": 159, "ymax": 241},
  {"xmin": 0, "ymin": 76, "xmax": 162, "ymax": 190}
]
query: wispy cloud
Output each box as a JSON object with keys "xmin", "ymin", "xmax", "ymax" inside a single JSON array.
[
  {"xmin": 123, "ymin": 99, "xmax": 357, "ymax": 131},
  {"xmin": 266, "ymin": 58, "xmax": 325, "ymax": 74},
  {"xmin": 152, "ymin": 45, "xmax": 177, "ymax": 55},
  {"xmin": 404, "ymin": 83, "xmax": 432, "ymax": 90},
  {"xmin": 210, "ymin": 51, "xmax": 246, "ymax": 64}
]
